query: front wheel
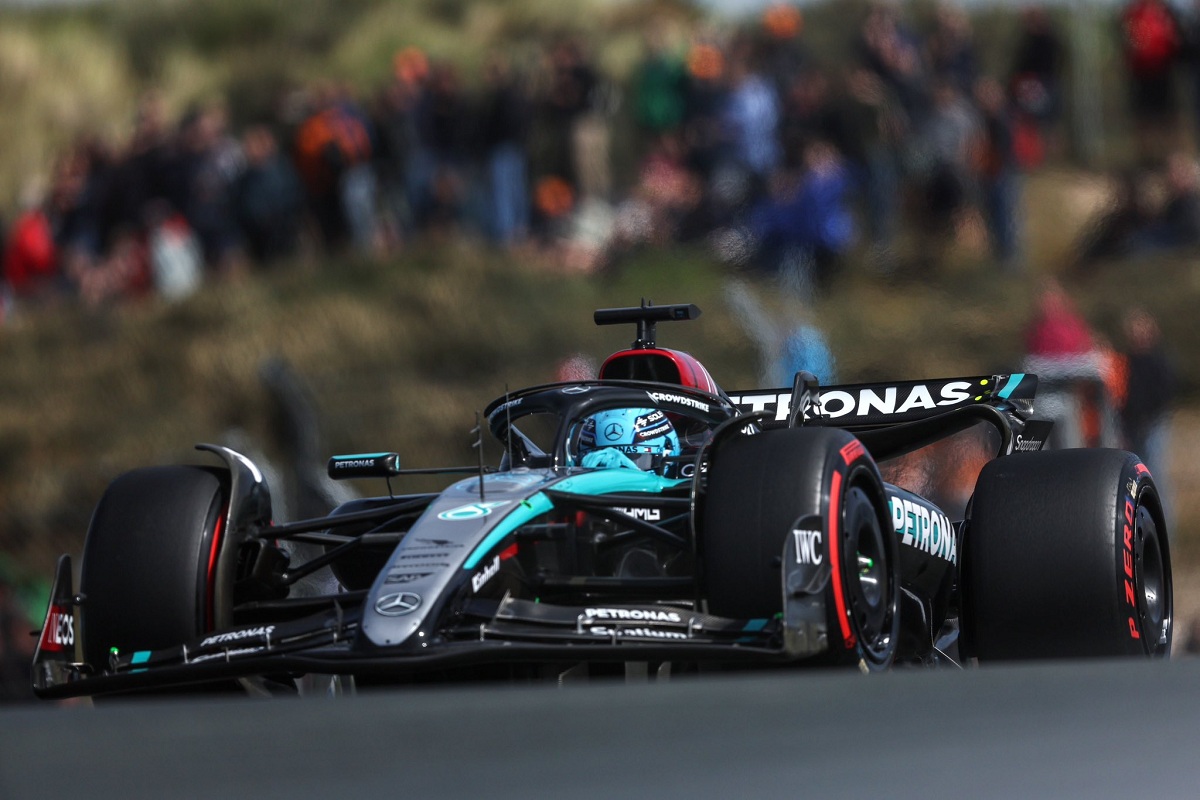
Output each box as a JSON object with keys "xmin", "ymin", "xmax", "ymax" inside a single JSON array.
[
  {"xmin": 79, "ymin": 466, "xmax": 230, "ymax": 670},
  {"xmin": 701, "ymin": 427, "xmax": 900, "ymax": 670},
  {"xmin": 962, "ymin": 449, "xmax": 1171, "ymax": 660}
]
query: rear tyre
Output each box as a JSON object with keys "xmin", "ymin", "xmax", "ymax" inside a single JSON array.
[
  {"xmin": 962, "ymin": 449, "xmax": 1171, "ymax": 660},
  {"xmin": 702, "ymin": 427, "xmax": 899, "ymax": 670},
  {"xmin": 79, "ymin": 466, "xmax": 229, "ymax": 670}
]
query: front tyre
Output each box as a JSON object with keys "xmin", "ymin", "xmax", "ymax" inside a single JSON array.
[
  {"xmin": 79, "ymin": 466, "xmax": 230, "ymax": 670},
  {"xmin": 702, "ymin": 427, "xmax": 900, "ymax": 670},
  {"xmin": 962, "ymin": 449, "xmax": 1171, "ymax": 660}
]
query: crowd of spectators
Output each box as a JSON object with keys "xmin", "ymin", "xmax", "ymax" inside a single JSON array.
[
  {"xmin": 0, "ymin": 2, "xmax": 1065, "ymax": 316},
  {"xmin": 610, "ymin": 1, "xmax": 1063, "ymax": 288},
  {"xmin": 4, "ymin": 0, "xmax": 1200, "ymax": 314}
]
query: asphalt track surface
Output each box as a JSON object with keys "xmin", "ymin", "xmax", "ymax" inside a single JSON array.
[{"xmin": 3, "ymin": 658, "xmax": 1199, "ymax": 799}]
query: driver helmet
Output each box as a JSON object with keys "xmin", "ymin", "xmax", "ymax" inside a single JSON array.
[{"xmin": 578, "ymin": 407, "xmax": 681, "ymax": 470}]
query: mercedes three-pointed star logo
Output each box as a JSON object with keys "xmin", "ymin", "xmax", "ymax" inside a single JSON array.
[
  {"xmin": 375, "ymin": 591, "xmax": 422, "ymax": 616},
  {"xmin": 604, "ymin": 422, "xmax": 624, "ymax": 441}
]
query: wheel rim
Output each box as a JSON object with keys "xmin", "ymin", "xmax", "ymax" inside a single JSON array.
[
  {"xmin": 843, "ymin": 486, "xmax": 894, "ymax": 662},
  {"xmin": 1135, "ymin": 503, "xmax": 1170, "ymax": 654}
]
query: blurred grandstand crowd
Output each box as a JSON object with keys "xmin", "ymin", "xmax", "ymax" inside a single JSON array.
[
  {"xmin": 4, "ymin": 0, "xmax": 1200, "ymax": 312},
  {"xmin": 7, "ymin": 0, "xmax": 1200, "ymax": 315}
]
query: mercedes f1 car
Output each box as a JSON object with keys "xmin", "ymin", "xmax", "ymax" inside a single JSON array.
[{"xmin": 33, "ymin": 303, "xmax": 1173, "ymax": 698}]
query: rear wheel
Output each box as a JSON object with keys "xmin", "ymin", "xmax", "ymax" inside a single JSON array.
[
  {"xmin": 962, "ymin": 449, "xmax": 1171, "ymax": 660},
  {"xmin": 79, "ymin": 466, "xmax": 230, "ymax": 670},
  {"xmin": 702, "ymin": 427, "xmax": 899, "ymax": 670}
]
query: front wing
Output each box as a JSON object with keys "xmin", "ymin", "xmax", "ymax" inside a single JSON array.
[{"xmin": 34, "ymin": 556, "xmax": 799, "ymax": 698}]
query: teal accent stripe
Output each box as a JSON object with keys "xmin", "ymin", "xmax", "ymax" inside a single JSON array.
[
  {"xmin": 551, "ymin": 470, "xmax": 687, "ymax": 495},
  {"xmin": 741, "ymin": 619, "xmax": 768, "ymax": 632},
  {"xmin": 464, "ymin": 492, "xmax": 555, "ymax": 569},
  {"xmin": 131, "ymin": 651, "xmax": 151, "ymax": 664},
  {"xmin": 997, "ymin": 373, "xmax": 1024, "ymax": 399},
  {"xmin": 462, "ymin": 470, "xmax": 687, "ymax": 570}
]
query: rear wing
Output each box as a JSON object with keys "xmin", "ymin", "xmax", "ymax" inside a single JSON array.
[{"xmin": 727, "ymin": 373, "xmax": 1037, "ymax": 428}]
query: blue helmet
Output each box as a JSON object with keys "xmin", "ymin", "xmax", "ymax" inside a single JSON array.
[{"xmin": 579, "ymin": 407, "xmax": 681, "ymax": 470}]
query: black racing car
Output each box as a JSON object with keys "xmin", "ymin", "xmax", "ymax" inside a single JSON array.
[{"xmin": 32, "ymin": 302, "xmax": 1172, "ymax": 698}]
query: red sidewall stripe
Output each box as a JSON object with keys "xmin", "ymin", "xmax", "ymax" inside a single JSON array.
[
  {"xmin": 205, "ymin": 507, "xmax": 227, "ymax": 632},
  {"xmin": 827, "ymin": 470, "xmax": 856, "ymax": 649}
]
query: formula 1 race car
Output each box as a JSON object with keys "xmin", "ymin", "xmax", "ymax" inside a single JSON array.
[{"xmin": 32, "ymin": 302, "xmax": 1173, "ymax": 699}]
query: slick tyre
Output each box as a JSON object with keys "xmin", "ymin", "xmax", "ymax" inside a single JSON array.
[
  {"xmin": 79, "ymin": 466, "xmax": 230, "ymax": 669},
  {"xmin": 963, "ymin": 449, "xmax": 1171, "ymax": 660},
  {"xmin": 702, "ymin": 427, "xmax": 899, "ymax": 670}
]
